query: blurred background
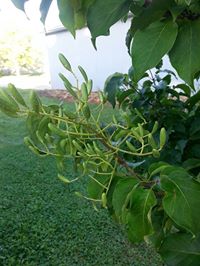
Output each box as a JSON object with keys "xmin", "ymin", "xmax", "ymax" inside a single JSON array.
[{"xmin": 0, "ymin": 0, "xmax": 50, "ymax": 90}]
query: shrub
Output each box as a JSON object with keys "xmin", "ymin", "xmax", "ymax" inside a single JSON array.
[{"xmin": 1, "ymin": 0, "xmax": 200, "ymax": 265}]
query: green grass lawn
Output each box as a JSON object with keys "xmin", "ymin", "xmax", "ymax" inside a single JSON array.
[{"xmin": 0, "ymin": 91, "xmax": 162, "ymax": 266}]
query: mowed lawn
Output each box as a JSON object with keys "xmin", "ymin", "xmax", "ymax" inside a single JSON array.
[{"xmin": 0, "ymin": 91, "xmax": 162, "ymax": 266}]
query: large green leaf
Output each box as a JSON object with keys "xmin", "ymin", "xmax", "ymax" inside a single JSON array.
[
  {"xmin": 169, "ymin": 19, "xmax": 200, "ymax": 86},
  {"xmin": 112, "ymin": 178, "xmax": 139, "ymax": 219},
  {"xmin": 104, "ymin": 73, "xmax": 125, "ymax": 108},
  {"xmin": 57, "ymin": 0, "xmax": 93, "ymax": 37},
  {"xmin": 131, "ymin": 0, "xmax": 174, "ymax": 34},
  {"xmin": 87, "ymin": 0, "xmax": 131, "ymax": 45},
  {"xmin": 10, "ymin": 0, "xmax": 28, "ymax": 11},
  {"xmin": 40, "ymin": 0, "xmax": 53, "ymax": 23},
  {"xmin": 161, "ymin": 169, "xmax": 200, "ymax": 235},
  {"xmin": 126, "ymin": 187, "xmax": 157, "ymax": 242},
  {"xmin": 57, "ymin": 0, "xmax": 76, "ymax": 37},
  {"xmin": 87, "ymin": 174, "xmax": 110, "ymax": 200},
  {"xmin": 183, "ymin": 159, "xmax": 200, "ymax": 171},
  {"xmin": 159, "ymin": 233, "xmax": 200, "ymax": 266},
  {"xmin": 131, "ymin": 20, "xmax": 178, "ymax": 81}
]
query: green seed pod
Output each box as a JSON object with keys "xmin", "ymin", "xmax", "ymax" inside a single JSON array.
[
  {"xmin": 86, "ymin": 143, "xmax": 94, "ymax": 154},
  {"xmin": 112, "ymin": 114, "xmax": 117, "ymax": 124},
  {"xmin": 59, "ymin": 53, "xmax": 72, "ymax": 72},
  {"xmin": 24, "ymin": 136, "xmax": 33, "ymax": 147},
  {"xmin": 131, "ymin": 129, "xmax": 143, "ymax": 143},
  {"xmin": 28, "ymin": 145, "xmax": 41, "ymax": 155},
  {"xmin": 87, "ymin": 79, "xmax": 93, "ymax": 94},
  {"xmin": 48, "ymin": 123, "xmax": 66, "ymax": 137},
  {"xmin": 30, "ymin": 90, "xmax": 42, "ymax": 113},
  {"xmin": 138, "ymin": 123, "xmax": 144, "ymax": 137},
  {"xmin": 82, "ymin": 104, "xmax": 91, "ymax": 119},
  {"xmin": 45, "ymin": 133, "xmax": 53, "ymax": 144},
  {"xmin": 101, "ymin": 193, "xmax": 107, "ymax": 208},
  {"xmin": 160, "ymin": 128, "xmax": 167, "ymax": 149},
  {"xmin": 60, "ymin": 139, "xmax": 68, "ymax": 150},
  {"xmin": 38, "ymin": 116, "xmax": 50, "ymax": 139},
  {"xmin": 58, "ymin": 174, "xmax": 70, "ymax": 184},
  {"xmin": 8, "ymin": 83, "xmax": 27, "ymax": 107},
  {"xmin": 115, "ymin": 130, "xmax": 128, "ymax": 140},
  {"xmin": 151, "ymin": 121, "xmax": 159, "ymax": 134},
  {"xmin": 152, "ymin": 149, "xmax": 160, "ymax": 158},
  {"xmin": 101, "ymin": 163, "xmax": 108, "ymax": 172},
  {"xmin": 36, "ymin": 130, "xmax": 44, "ymax": 144},
  {"xmin": 126, "ymin": 140, "xmax": 137, "ymax": 153},
  {"xmin": 148, "ymin": 133, "xmax": 157, "ymax": 149},
  {"xmin": 82, "ymin": 161, "xmax": 87, "ymax": 173},
  {"xmin": 135, "ymin": 108, "xmax": 146, "ymax": 122},
  {"xmin": 78, "ymin": 65, "xmax": 88, "ymax": 83},
  {"xmin": 72, "ymin": 140, "xmax": 84, "ymax": 153},
  {"xmin": 92, "ymin": 141, "xmax": 103, "ymax": 155},
  {"xmin": 81, "ymin": 83, "xmax": 88, "ymax": 102},
  {"xmin": 75, "ymin": 191, "xmax": 82, "ymax": 198}
]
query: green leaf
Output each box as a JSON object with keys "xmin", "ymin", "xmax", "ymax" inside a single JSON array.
[
  {"xmin": 30, "ymin": 91, "xmax": 42, "ymax": 113},
  {"xmin": 78, "ymin": 66, "xmax": 88, "ymax": 83},
  {"xmin": 187, "ymin": 90, "xmax": 200, "ymax": 107},
  {"xmin": 159, "ymin": 233, "xmax": 200, "ymax": 266},
  {"xmin": 57, "ymin": 0, "xmax": 93, "ymax": 37},
  {"xmin": 126, "ymin": 187, "xmax": 157, "ymax": 242},
  {"xmin": 88, "ymin": 174, "xmax": 110, "ymax": 200},
  {"xmin": 40, "ymin": 0, "xmax": 53, "ymax": 24},
  {"xmin": 0, "ymin": 90, "xmax": 19, "ymax": 111},
  {"xmin": 82, "ymin": 104, "xmax": 91, "ymax": 119},
  {"xmin": 87, "ymin": 0, "xmax": 131, "ymax": 45},
  {"xmin": 131, "ymin": 0, "xmax": 174, "ymax": 33},
  {"xmin": 175, "ymin": 83, "xmax": 191, "ymax": 97},
  {"xmin": 8, "ymin": 83, "xmax": 27, "ymax": 107},
  {"xmin": 175, "ymin": 0, "xmax": 191, "ymax": 6},
  {"xmin": 38, "ymin": 116, "xmax": 51, "ymax": 139},
  {"xmin": 149, "ymin": 162, "xmax": 170, "ymax": 177},
  {"xmin": 131, "ymin": 20, "xmax": 178, "ymax": 81},
  {"xmin": 190, "ymin": 117, "xmax": 200, "ymax": 136},
  {"xmin": 0, "ymin": 97, "xmax": 18, "ymax": 117},
  {"xmin": 112, "ymin": 178, "xmax": 139, "ymax": 219},
  {"xmin": 59, "ymin": 53, "xmax": 72, "ymax": 72},
  {"xmin": 161, "ymin": 169, "xmax": 200, "ymax": 235},
  {"xmin": 26, "ymin": 113, "xmax": 43, "ymax": 143},
  {"xmin": 10, "ymin": 0, "xmax": 27, "ymax": 11},
  {"xmin": 104, "ymin": 73, "xmax": 125, "ymax": 108},
  {"xmin": 183, "ymin": 159, "xmax": 200, "ymax": 171},
  {"xmin": 169, "ymin": 19, "xmax": 200, "ymax": 86},
  {"xmin": 57, "ymin": 0, "xmax": 76, "ymax": 37}
]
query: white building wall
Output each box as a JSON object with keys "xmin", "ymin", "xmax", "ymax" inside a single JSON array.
[{"xmin": 46, "ymin": 21, "xmax": 131, "ymax": 90}]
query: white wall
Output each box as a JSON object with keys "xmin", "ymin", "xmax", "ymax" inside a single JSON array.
[{"xmin": 46, "ymin": 21, "xmax": 131, "ymax": 90}]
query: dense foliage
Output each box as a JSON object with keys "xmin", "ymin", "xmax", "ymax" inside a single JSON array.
[{"xmin": 1, "ymin": 0, "xmax": 200, "ymax": 265}]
